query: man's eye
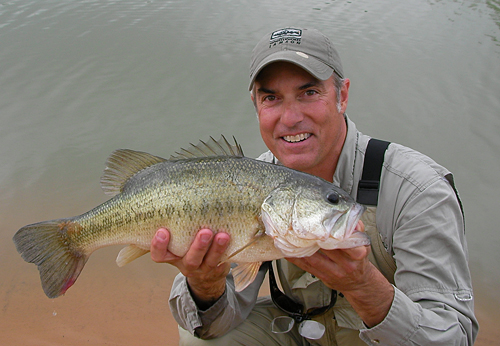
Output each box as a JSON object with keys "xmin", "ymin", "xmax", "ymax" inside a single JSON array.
[
  {"xmin": 263, "ymin": 95, "xmax": 276, "ymax": 102},
  {"xmin": 305, "ymin": 89, "xmax": 318, "ymax": 96}
]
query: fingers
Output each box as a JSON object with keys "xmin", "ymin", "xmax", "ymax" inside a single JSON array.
[
  {"xmin": 183, "ymin": 229, "xmax": 216, "ymax": 271},
  {"xmin": 184, "ymin": 230, "xmax": 230, "ymax": 271},
  {"xmin": 150, "ymin": 228, "xmax": 230, "ymax": 273},
  {"xmin": 204, "ymin": 232, "xmax": 230, "ymax": 268},
  {"xmin": 316, "ymin": 245, "xmax": 370, "ymax": 272},
  {"xmin": 150, "ymin": 228, "xmax": 180, "ymax": 263},
  {"xmin": 150, "ymin": 227, "xmax": 230, "ymax": 307},
  {"xmin": 287, "ymin": 252, "xmax": 333, "ymax": 278},
  {"xmin": 356, "ymin": 220, "xmax": 365, "ymax": 233},
  {"xmin": 183, "ymin": 230, "xmax": 231, "ymax": 305},
  {"xmin": 286, "ymin": 243, "xmax": 371, "ymax": 291},
  {"xmin": 340, "ymin": 245, "xmax": 370, "ymax": 261}
]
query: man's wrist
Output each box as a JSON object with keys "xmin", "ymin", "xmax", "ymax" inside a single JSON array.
[
  {"xmin": 187, "ymin": 278, "xmax": 226, "ymax": 311},
  {"xmin": 342, "ymin": 266, "xmax": 394, "ymax": 327}
]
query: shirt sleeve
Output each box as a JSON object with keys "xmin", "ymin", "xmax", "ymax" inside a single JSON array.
[
  {"xmin": 168, "ymin": 263, "xmax": 268, "ymax": 339},
  {"xmin": 360, "ymin": 176, "xmax": 478, "ymax": 345}
]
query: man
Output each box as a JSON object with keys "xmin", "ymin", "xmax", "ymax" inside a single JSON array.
[{"xmin": 150, "ymin": 27, "xmax": 478, "ymax": 345}]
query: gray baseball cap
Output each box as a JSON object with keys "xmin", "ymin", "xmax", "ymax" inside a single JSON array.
[{"xmin": 249, "ymin": 27, "xmax": 344, "ymax": 91}]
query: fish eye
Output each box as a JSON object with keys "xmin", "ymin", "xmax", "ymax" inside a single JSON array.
[{"xmin": 326, "ymin": 192, "xmax": 339, "ymax": 204}]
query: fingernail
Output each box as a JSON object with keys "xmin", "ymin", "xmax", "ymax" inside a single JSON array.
[
  {"xmin": 217, "ymin": 237, "xmax": 228, "ymax": 246},
  {"xmin": 200, "ymin": 233, "xmax": 212, "ymax": 243},
  {"xmin": 156, "ymin": 231, "xmax": 167, "ymax": 241}
]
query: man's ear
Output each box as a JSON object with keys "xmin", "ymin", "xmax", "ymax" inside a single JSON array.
[
  {"xmin": 250, "ymin": 90, "xmax": 258, "ymax": 113},
  {"xmin": 340, "ymin": 78, "xmax": 350, "ymax": 114}
]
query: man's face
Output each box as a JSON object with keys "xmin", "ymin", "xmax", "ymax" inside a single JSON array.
[{"xmin": 253, "ymin": 62, "xmax": 350, "ymax": 182}]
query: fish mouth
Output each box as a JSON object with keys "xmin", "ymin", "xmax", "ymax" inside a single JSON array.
[
  {"xmin": 323, "ymin": 203, "xmax": 366, "ymax": 240},
  {"xmin": 282, "ymin": 133, "xmax": 312, "ymax": 143},
  {"xmin": 345, "ymin": 203, "xmax": 366, "ymax": 235}
]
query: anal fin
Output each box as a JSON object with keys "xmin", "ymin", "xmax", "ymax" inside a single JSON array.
[
  {"xmin": 231, "ymin": 262, "xmax": 262, "ymax": 292},
  {"xmin": 116, "ymin": 245, "xmax": 149, "ymax": 267}
]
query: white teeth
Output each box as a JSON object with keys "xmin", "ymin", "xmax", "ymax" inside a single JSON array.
[{"xmin": 283, "ymin": 133, "xmax": 311, "ymax": 143}]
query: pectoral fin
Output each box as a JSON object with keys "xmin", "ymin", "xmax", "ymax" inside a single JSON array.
[
  {"xmin": 223, "ymin": 229, "xmax": 266, "ymax": 262},
  {"xmin": 116, "ymin": 245, "xmax": 150, "ymax": 267},
  {"xmin": 231, "ymin": 262, "xmax": 262, "ymax": 292}
]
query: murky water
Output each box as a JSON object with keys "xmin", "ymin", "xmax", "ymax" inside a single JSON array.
[{"xmin": 1, "ymin": 0, "xmax": 499, "ymax": 344}]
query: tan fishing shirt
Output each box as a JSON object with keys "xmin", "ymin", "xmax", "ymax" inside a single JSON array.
[{"xmin": 169, "ymin": 116, "xmax": 478, "ymax": 345}]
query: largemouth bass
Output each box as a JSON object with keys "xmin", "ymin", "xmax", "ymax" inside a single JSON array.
[{"xmin": 13, "ymin": 136, "xmax": 368, "ymax": 299}]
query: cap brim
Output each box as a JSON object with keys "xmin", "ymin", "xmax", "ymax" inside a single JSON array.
[{"xmin": 248, "ymin": 50, "xmax": 334, "ymax": 90}]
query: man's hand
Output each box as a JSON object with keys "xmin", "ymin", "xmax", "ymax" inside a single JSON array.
[
  {"xmin": 151, "ymin": 228, "xmax": 231, "ymax": 310},
  {"xmin": 286, "ymin": 221, "xmax": 394, "ymax": 327}
]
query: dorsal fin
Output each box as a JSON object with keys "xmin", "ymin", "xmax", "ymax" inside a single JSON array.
[
  {"xmin": 100, "ymin": 149, "xmax": 166, "ymax": 196},
  {"xmin": 169, "ymin": 135, "xmax": 244, "ymax": 160}
]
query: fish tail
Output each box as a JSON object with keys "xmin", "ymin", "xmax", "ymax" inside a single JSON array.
[{"xmin": 13, "ymin": 218, "xmax": 88, "ymax": 298}]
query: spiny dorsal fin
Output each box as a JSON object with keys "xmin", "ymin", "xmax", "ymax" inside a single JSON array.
[
  {"xmin": 100, "ymin": 149, "xmax": 166, "ymax": 196},
  {"xmin": 169, "ymin": 135, "xmax": 244, "ymax": 160}
]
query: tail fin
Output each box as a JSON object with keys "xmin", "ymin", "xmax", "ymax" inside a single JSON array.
[{"xmin": 13, "ymin": 219, "xmax": 88, "ymax": 298}]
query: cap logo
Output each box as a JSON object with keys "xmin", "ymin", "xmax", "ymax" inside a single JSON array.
[{"xmin": 269, "ymin": 28, "xmax": 302, "ymax": 47}]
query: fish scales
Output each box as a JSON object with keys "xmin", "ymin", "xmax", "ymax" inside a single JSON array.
[
  {"xmin": 55, "ymin": 156, "xmax": 288, "ymax": 261},
  {"xmin": 13, "ymin": 136, "xmax": 368, "ymax": 298}
]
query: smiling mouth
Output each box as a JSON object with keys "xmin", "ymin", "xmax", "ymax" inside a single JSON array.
[{"xmin": 283, "ymin": 133, "xmax": 311, "ymax": 143}]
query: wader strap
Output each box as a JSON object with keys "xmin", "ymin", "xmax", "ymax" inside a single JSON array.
[
  {"xmin": 357, "ymin": 139, "xmax": 390, "ymax": 206},
  {"xmin": 357, "ymin": 139, "xmax": 396, "ymax": 284}
]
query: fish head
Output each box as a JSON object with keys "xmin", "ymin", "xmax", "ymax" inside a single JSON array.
[{"xmin": 261, "ymin": 181, "xmax": 368, "ymax": 257}]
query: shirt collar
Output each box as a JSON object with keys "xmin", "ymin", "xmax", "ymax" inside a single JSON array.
[{"xmin": 333, "ymin": 114, "xmax": 358, "ymax": 196}]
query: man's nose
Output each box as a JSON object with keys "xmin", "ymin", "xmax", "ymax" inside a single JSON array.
[{"xmin": 280, "ymin": 100, "xmax": 304, "ymax": 126}]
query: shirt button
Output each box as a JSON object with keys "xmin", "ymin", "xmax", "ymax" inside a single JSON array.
[{"xmin": 372, "ymin": 339, "xmax": 380, "ymax": 344}]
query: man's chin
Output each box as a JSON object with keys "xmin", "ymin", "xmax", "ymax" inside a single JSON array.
[{"xmin": 277, "ymin": 155, "xmax": 314, "ymax": 172}]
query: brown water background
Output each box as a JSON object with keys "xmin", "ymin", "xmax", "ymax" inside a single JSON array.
[{"xmin": 1, "ymin": 1, "xmax": 499, "ymax": 344}]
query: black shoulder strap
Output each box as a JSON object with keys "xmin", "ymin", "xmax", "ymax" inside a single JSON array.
[{"xmin": 357, "ymin": 139, "xmax": 390, "ymax": 206}]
